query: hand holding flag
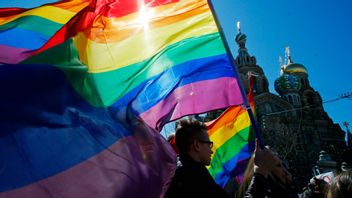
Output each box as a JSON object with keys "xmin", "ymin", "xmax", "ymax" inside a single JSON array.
[{"xmin": 253, "ymin": 139, "xmax": 276, "ymax": 178}]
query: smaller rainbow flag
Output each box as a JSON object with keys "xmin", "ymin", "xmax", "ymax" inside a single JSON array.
[
  {"xmin": 0, "ymin": 0, "xmax": 89, "ymax": 64},
  {"xmin": 207, "ymin": 81, "xmax": 255, "ymax": 187}
]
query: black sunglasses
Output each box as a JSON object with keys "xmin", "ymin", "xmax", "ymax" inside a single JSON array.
[{"xmin": 199, "ymin": 140, "xmax": 213, "ymax": 149}]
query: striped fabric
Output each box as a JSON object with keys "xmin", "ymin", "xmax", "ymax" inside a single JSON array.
[
  {"xmin": 0, "ymin": 0, "xmax": 90, "ymax": 63},
  {"xmin": 0, "ymin": 0, "xmax": 245, "ymax": 197},
  {"xmin": 207, "ymin": 78, "xmax": 255, "ymax": 187}
]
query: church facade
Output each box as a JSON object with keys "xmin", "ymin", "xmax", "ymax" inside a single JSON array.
[{"xmin": 205, "ymin": 30, "xmax": 348, "ymax": 188}]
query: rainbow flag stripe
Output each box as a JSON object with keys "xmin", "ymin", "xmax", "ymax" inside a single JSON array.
[
  {"xmin": 0, "ymin": 0, "xmax": 89, "ymax": 63},
  {"xmin": 0, "ymin": 0, "xmax": 245, "ymax": 197},
  {"xmin": 0, "ymin": 64, "xmax": 177, "ymax": 197},
  {"xmin": 20, "ymin": 0, "xmax": 244, "ymax": 130},
  {"xmin": 207, "ymin": 93, "xmax": 255, "ymax": 187}
]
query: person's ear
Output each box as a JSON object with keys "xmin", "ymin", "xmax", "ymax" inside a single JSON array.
[{"xmin": 192, "ymin": 139, "xmax": 201, "ymax": 152}]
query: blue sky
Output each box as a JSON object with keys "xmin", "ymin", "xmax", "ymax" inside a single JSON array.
[
  {"xmin": 1, "ymin": 0, "xmax": 351, "ymax": 131},
  {"xmin": 211, "ymin": 0, "xmax": 352, "ymax": 131}
]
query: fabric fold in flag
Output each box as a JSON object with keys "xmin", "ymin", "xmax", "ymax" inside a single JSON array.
[
  {"xmin": 0, "ymin": 0, "xmax": 90, "ymax": 64},
  {"xmin": 0, "ymin": 64, "xmax": 177, "ymax": 198},
  {"xmin": 0, "ymin": 0, "xmax": 245, "ymax": 197}
]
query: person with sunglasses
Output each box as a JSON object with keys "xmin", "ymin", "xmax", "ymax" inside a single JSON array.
[{"xmin": 165, "ymin": 119, "xmax": 228, "ymax": 198}]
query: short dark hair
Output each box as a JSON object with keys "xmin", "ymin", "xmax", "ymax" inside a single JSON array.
[
  {"xmin": 329, "ymin": 170, "xmax": 352, "ymax": 198},
  {"xmin": 175, "ymin": 119, "xmax": 207, "ymax": 155},
  {"xmin": 167, "ymin": 133, "xmax": 175, "ymax": 142}
]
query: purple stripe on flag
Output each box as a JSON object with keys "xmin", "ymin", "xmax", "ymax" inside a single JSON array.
[
  {"xmin": 0, "ymin": 45, "xmax": 30, "ymax": 64},
  {"xmin": 139, "ymin": 77, "xmax": 243, "ymax": 130},
  {"xmin": 0, "ymin": 135, "xmax": 176, "ymax": 198}
]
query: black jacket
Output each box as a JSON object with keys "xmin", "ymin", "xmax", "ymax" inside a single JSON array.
[
  {"xmin": 245, "ymin": 173, "xmax": 298, "ymax": 198},
  {"xmin": 165, "ymin": 155, "xmax": 228, "ymax": 198}
]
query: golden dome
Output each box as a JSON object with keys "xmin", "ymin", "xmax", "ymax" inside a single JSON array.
[{"xmin": 284, "ymin": 63, "xmax": 308, "ymax": 74}]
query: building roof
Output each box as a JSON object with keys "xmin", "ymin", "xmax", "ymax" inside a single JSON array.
[{"xmin": 284, "ymin": 62, "xmax": 308, "ymax": 74}]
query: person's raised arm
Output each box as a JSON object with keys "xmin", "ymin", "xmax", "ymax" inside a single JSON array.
[{"xmin": 244, "ymin": 139, "xmax": 276, "ymax": 198}]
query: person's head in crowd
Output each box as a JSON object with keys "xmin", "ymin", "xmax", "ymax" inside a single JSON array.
[
  {"xmin": 175, "ymin": 119, "xmax": 213, "ymax": 165},
  {"xmin": 256, "ymin": 147, "xmax": 292, "ymax": 186},
  {"xmin": 270, "ymin": 155, "xmax": 287, "ymax": 184},
  {"xmin": 241, "ymin": 140, "xmax": 300, "ymax": 198},
  {"xmin": 167, "ymin": 133, "xmax": 179, "ymax": 154},
  {"xmin": 236, "ymin": 143, "xmax": 292, "ymax": 198},
  {"xmin": 269, "ymin": 156, "xmax": 296, "ymax": 188},
  {"xmin": 328, "ymin": 170, "xmax": 352, "ymax": 198},
  {"xmin": 167, "ymin": 133, "xmax": 175, "ymax": 142}
]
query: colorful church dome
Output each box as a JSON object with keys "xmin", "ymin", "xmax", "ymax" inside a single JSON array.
[
  {"xmin": 283, "ymin": 63, "xmax": 308, "ymax": 74},
  {"xmin": 274, "ymin": 74, "xmax": 301, "ymax": 95}
]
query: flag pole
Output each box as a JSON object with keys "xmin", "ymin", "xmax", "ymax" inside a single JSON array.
[
  {"xmin": 207, "ymin": 0, "xmax": 265, "ymax": 148},
  {"xmin": 343, "ymin": 122, "xmax": 350, "ymax": 146}
]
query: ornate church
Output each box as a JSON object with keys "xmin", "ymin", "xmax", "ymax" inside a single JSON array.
[{"xmin": 204, "ymin": 28, "xmax": 348, "ymax": 188}]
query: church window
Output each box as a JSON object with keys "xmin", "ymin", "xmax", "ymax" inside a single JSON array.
[
  {"xmin": 253, "ymin": 78, "xmax": 257, "ymax": 93},
  {"xmin": 272, "ymin": 105, "xmax": 279, "ymax": 112},
  {"xmin": 265, "ymin": 104, "xmax": 272, "ymax": 113},
  {"xmin": 257, "ymin": 105, "xmax": 265, "ymax": 115},
  {"xmin": 288, "ymin": 95, "xmax": 293, "ymax": 104}
]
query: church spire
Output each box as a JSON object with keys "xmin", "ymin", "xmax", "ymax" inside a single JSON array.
[
  {"xmin": 235, "ymin": 21, "xmax": 247, "ymax": 49},
  {"xmin": 234, "ymin": 22, "xmax": 256, "ymax": 66},
  {"xmin": 237, "ymin": 21, "xmax": 241, "ymax": 33},
  {"xmin": 285, "ymin": 46, "xmax": 292, "ymax": 65},
  {"xmin": 279, "ymin": 56, "xmax": 285, "ymax": 75}
]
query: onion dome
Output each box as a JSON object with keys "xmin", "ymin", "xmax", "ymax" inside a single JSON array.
[
  {"xmin": 283, "ymin": 62, "xmax": 308, "ymax": 74},
  {"xmin": 274, "ymin": 73, "xmax": 301, "ymax": 95},
  {"xmin": 235, "ymin": 32, "xmax": 247, "ymax": 47}
]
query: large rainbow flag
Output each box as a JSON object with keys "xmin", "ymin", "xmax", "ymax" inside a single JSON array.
[
  {"xmin": 207, "ymin": 78, "xmax": 255, "ymax": 187},
  {"xmin": 0, "ymin": 0, "xmax": 245, "ymax": 197}
]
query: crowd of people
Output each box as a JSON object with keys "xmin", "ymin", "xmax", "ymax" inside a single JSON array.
[{"xmin": 165, "ymin": 119, "xmax": 352, "ymax": 198}]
